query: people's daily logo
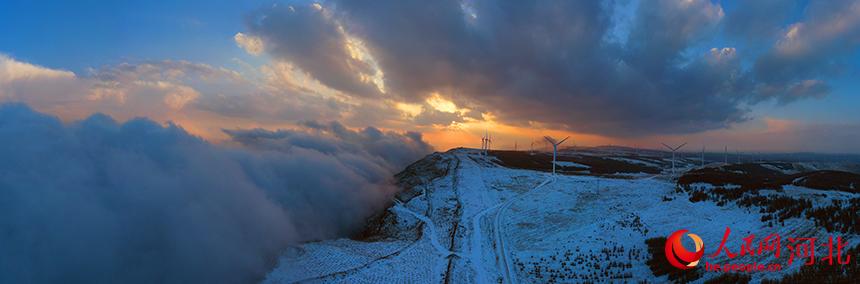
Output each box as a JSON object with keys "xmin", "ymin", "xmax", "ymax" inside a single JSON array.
[
  {"xmin": 663, "ymin": 227, "xmax": 850, "ymax": 273},
  {"xmin": 665, "ymin": 229, "xmax": 704, "ymax": 269}
]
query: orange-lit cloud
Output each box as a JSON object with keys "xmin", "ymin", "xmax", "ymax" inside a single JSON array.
[
  {"xmin": 2, "ymin": 49, "xmax": 858, "ymax": 154},
  {"xmin": 426, "ymin": 93, "xmax": 459, "ymax": 114},
  {"xmin": 234, "ymin": 32, "xmax": 264, "ymax": 56}
]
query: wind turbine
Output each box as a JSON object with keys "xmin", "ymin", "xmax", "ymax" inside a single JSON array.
[
  {"xmin": 480, "ymin": 133, "xmax": 486, "ymax": 155},
  {"xmin": 480, "ymin": 131, "xmax": 493, "ymax": 155},
  {"xmin": 661, "ymin": 142, "xmax": 687, "ymax": 176},
  {"xmin": 700, "ymin": 146, "xmax": 705, "ymax": 167},
  {"xmin": 486, "ymin": 133, "xmax": 492, "ymax": 155},
  {"xmin": 544, "ymin": 136, "xmax": 570, "ymax": 177}
]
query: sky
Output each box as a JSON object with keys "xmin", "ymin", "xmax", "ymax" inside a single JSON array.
[{"xmin": 2, "ymin": 0, "xmax": 860, "ymax": 153}]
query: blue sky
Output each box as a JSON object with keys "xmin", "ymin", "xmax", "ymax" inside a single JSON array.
[
  {"xmin": 0, "ymin": 0, "xmax": 265, "ymax": 71},
  {"xmin": 1, "ymin": 0, "xmax": 859, "ymax": 153}
]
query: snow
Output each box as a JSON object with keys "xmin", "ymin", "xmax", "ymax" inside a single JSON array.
[
  {"xmin": 688, "ymin": 182, "xmax": 741, "ymax": 190},
  {"xmin": 759, "ymin": 185, "xmax": 858, "ymax": 208},
  {"xmin": 553, "ymin": 161, "xmax": 590, "ymax": 169},
  {"xmin": 262, "ymin": 149, "xmax": 858, "ymax": 283},
  {"xmin": 608, "ymin": 157, "xmax": 661, "ymax": 168},
  {"xmin": 760, "ymin": 163, "xmax": 799, "ymax": 174},
  {"xmin": 392, "ymin": 200, "xmax": 461, "ymax": 257}
]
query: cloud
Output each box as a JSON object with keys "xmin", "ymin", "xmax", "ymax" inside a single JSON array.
[
  {"xmin": 234, "ymin": 32, "xmax": 265, "ymax": 55},
  {"xmin": 0, "ymin": 55, "xmax": 87, "ymax": 108},
  {"xmin": 0, "ymin": 56, "xmax": 244, "ymax": 121},
  {"xmin": 412, "ymin": 107, "xmax": 464, "ymax": 126},
  {"xmin": 652, "ymin": 117, "xmax": 860, "ymax": 154},
  {"xmin": 241, "ymin": 0, "xmax": 851, "ymax": 137},
  {"xmin": 782, "ymin": 79, "xmax": 830, "ymax": 103},
  {"xmin": 0, "ymin": 54, "xmax": 75, "ymax": 83},
  {"xmin": 245, "ymin": 3, "xmax": 384, "ymax": 98},
  {"xmin": 0, "ymin": 103, "xmax": 431, "ymax": 283},
  {"xmin": 225, "ymin": 120, "xmax": 432, "ymax": 169},
  {"xmin": 625, "ymin": 0, "xmax": 724, "ymax": 75},
  {"xmin": 339, "ymin": 0, "xmax": 738, "ymax": 136},
  {"xmin": 724, "ymin": 0, "xmax": 797, "ymax": 41},
  {"xmin": 754, "ymin": 0, "xmax": 860, "ymax": 87},
  {"xmin": 0, "ymin": 55, "xmax": 385, "ymax": 139}
]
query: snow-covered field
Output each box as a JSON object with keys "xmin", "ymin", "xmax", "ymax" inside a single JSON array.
[
  {"xmin": 263, "ymin": 148, "xmax": 858, "ymax": 283},
  {"xmin": 553, "ymin": 161, "xmax": 591, "ymax": 169}
]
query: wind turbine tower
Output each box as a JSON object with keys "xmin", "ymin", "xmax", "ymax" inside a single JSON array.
[
  {"xmin": 661, "ymin": 142, "xmax": 687, "ymax": 176},
  {"xmin": 484, "ymin": 133, "xmax": 492, "ymax": 155},
  {"xmin": 480, "ymin": 133, "xmax": 486, "ymax": 155},
  {"xmin": 544, "ymin": 136, "xmax": 570, "ymax": 177},
  {"xmin": 701, "ymin": 146, "xmax": 705, "ymax": 167},
  {"xmin": 480, "ymin": 131, "xmax": 491, "ymax": 155}
]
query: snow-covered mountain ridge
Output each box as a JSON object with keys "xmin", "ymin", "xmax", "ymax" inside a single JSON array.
[{"xmin": 263, "ymin": 148, "xmax": 859, "ymax": 283}]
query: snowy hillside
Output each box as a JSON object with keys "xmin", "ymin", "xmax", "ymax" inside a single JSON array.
[{"xmin": 263, "ymin": 148, "xmax": 859, "ymax": 283}]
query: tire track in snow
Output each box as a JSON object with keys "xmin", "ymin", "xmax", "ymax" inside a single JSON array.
[
  {"xmin": 392, "ymin": 200, "xmax": 462, "ymax": 257},
  {"xmin": 464, "ymin": 151, "xmax": 552, "ymax": 284},
  {"xmin": 460, "ymin": 153, "xmax": 496, "ymax": 284},
  {"xmin": 469, "ymin": 201, "xmax": 496, "ymax": 283},
  {"xmin": 444, "ymin": 157, "xmax": 463, "ymax": 284}
]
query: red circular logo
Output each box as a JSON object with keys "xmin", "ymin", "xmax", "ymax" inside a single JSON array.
[{"xmin": 665, "ymin": 229, "xmax": 704, "ymax": 269}]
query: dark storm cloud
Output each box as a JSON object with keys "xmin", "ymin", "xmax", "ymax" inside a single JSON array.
[
  {"xmin": 0, "ymin": 103, "xmax": 431, "ymax": 283},
  {"xmin": 625, "ymin": 0, "xmax": 724, "ymax": 76},
  {"xmin": 243, "ymin": 0, "xmax": 852, "ymax": 137},
  {"xmin": 245, "ymin": 3, "xmax": 382, "ymax": 98},
  {"xmin": 225, "ymin": 120, "xmax": 432, "ymax": 171},
  {"xmin": 413, "ymin": 107, "xmax": 464, "ymax": 126},
  {"xmin": 193, "ymin": 89, "xmax": 347, "ymax": 122},
  {"xmin": 724, "ymin": 0, "xmax": 797, "ymax": 41}
]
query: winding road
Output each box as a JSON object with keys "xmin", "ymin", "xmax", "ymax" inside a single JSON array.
[{"xmin": 462, "ymin": 151, "xmax": 553, "ymax": 284}]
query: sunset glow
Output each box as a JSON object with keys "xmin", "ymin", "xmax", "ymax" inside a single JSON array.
[{"xmin": 2, "ymin": 1, "xmax": 860, "ymax": 283}]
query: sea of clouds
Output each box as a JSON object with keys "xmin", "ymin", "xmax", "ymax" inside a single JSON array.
[{"xmin": 0, "ymin": 103, "xmax": 432, "ymax": 283}]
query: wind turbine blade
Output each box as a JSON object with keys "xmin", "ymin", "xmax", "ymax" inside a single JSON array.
[
  {"xmin": 661, "ymin": 143, "xmax": 674, "ymax": 151},
  {"xmin": 558, "ymin": 136, "xmax": 570, "ymax": 145},
  {"xmin": 675, "ymin": 142, "xmax": 688, "ymax": 151},
  {"xmin": 544, "ymin": 136, "xmax": 557, "ymax": 145}
]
